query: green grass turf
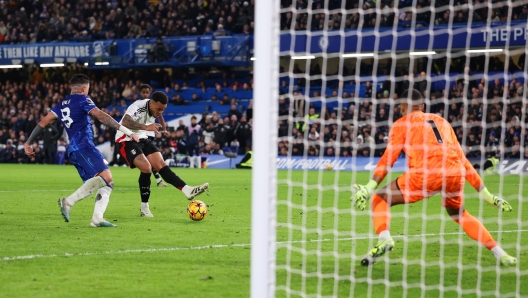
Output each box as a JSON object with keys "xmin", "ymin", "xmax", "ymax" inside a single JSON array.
[{"xmin": 0, "ymin": 164, "xmax": 527, "ymax": 298}]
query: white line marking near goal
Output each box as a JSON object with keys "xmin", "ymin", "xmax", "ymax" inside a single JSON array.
[
  {"xmin": 0, "ymin": 188, "xmax": 139, "ymax": 193},
  {"xmin": 2, "ymin": 229, "xmax": 527, "ymax": 262}
]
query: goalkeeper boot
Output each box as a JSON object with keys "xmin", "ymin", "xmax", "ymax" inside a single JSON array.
[
  {"xmin": 185, "ymin": 183, "xmax": 209, "ymax": 200},
  {"xmin": 361, "ymin": 237, "xmax": 395, "ymax": 266},
  {"xmin": 500, "ymin": 254, "xmax": 517, "ymax": 266},
  {"xmin": 58, "ymin": 198, "xmax": 72, "ymax": 222},
  {"xmin": 89, "ymin": 220, "xmax": 117, "ymax": 228}
]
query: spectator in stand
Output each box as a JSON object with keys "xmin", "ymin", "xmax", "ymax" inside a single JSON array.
[
  {"xmin": 32, "ymin": 67, "xmax": 46, "ymax": 83},
  {"xmin": 149, "ymin": 37, "xmax": 169, "ymax": 63},
  {"xmin": 235, "ymin": 116, "xmax": 252, "ymax": 154},
  {"xmin": 227, "ymin": 104, "xmax": 242, "ymax": 120},
  {"xmin": 519, "ymin": 6, "xmax": 528, "ymax": 20},
  {"xmin": 186, "ymin": 115, "xmax": 202, "ymax": 159},
  {"xmin": 172, "ymin": 94, "xmax": 186, "ymax": 105},
  {"xmin": 2, "ymin": 142, "xmax": 16, "ymax": 163},
  {"xmin": 210, "ymin": 143, "xmax": 224, "ymax": 155},
  {"xmin": 214, "ymin": 24, "xmax": 229, "ymax": 37},
  {"xmin": 162, "ymin": 147, "xmax": 174, "ymax": 161},
  {"xmin": 42, "ymin": 119, "xmax": 59, "ymax": 164},
  {"xmin": 508, "ymin": 142, "xmax": 521, "ymax": 159},
  {"xmin": 212, "ymin": 118, "xmax": 228, "ymax": 147}
]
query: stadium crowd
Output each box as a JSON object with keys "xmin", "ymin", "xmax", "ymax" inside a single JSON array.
[
  {"xmin": 0, "ymin": 65, "xmax": 256, "ymax": 165},
  {"xmin": 278, "ymin": 75, "xmax": 528, "ymax": 160},
  {"xmin": 281, "ymin": 0, "xmax": 528, "ymax": 31},
  {"xmin": 1, "ymin": 0, "xmax": 526, "ymax": 45},
  {"xmin": 0, "ymin": 0, "xmax": 525, "ymax": 163},
  {"xmin": 0, "ymin": 55, "xmax": 526, "ymax": 165},
  {"xmin": 0, "ymin": 0, "xmax": 255, "ymax": 44}
]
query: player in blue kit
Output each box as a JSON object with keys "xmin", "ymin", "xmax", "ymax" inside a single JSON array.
[{"xmin": 24, "ymin": 74, "xmax": 140, "ymax": 227}]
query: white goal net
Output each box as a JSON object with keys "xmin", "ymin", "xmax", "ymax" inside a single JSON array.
[{"xmin": 252, "ymin": 0, "xmax": 528, "ymax": 297}]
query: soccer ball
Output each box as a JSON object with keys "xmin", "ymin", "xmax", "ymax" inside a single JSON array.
[
  {"xmin": 187, "ymin": 200, "xmax": 207, "ymax": 221},
  {"xmin": 325, "ymin": 164, "xmax": 333, "ymax": 170}
]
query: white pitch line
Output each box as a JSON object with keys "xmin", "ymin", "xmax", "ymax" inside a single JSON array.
[
  {"xmin": 0, "ymin": 188, "xmax": 138, "ymax": 193},
  {"xmin": 2, "ymin": 229, "xmax": 527, "ymax": 262}
]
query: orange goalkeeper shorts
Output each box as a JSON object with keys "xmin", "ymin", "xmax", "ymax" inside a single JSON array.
[{"xmin": 396, "ymin": 173, "xmax": 465, "ymax": 209}]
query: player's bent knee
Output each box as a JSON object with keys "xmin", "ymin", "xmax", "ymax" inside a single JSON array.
[
  {"xmin": 97, "ymin": 170, "xmax": 113, "ymax": 184},
  {"xmin": 445, "ymin": 207, "xmax": 464, "ymax": 220},
  {"xmin": 153, "ymin": 161, "xmax": 167, "ymax": 172},
  {"xmin": 138, "ymin": 163, "xmax": 152, "ymax": 173}
]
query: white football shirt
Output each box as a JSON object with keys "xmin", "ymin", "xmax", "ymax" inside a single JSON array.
[{"xmin": 115, "ymin": 99, "xmax": 156, "ymax": 142}]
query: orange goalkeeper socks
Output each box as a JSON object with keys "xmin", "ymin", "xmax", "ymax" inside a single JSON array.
[
  {"xmin": 372, "ymin": 194, "xmax": 390, "ymax": 235},
  {"xmin": 452, "ymin": 210, "xmax": 497, "ymax": 250}
]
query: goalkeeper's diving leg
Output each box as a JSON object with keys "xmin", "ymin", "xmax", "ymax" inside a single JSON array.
[
  {"xmin": 355, "ymin": 179, "xmax": 402, "ymax": 266},
  {"xmin": 446, "ymin": 207, "xmax": 517, "ymax": 266},
  {"xmin": 354, "ymin": 176, "xmax": 517, "ymax": 266}
]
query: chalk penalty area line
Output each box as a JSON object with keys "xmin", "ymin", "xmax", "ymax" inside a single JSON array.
[{"xmin": 2, "ymin": 230, "xmax": 527, "ymax": 262}]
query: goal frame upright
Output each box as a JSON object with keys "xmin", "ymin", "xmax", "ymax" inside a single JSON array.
[{"xmin": 250, "ymin": 0, "xmax": 279, "ymax": 297}]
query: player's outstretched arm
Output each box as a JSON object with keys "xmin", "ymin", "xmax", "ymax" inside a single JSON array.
[
  {"xmin": 121, "ymin": 114, "xmax": 161, "ymax": 132},
  {"xmin": 24, "ymin": 112, "xmax": 58, "ymax": 157},
  {"xmin": 352, "ymin": 126, "xmax": 404, "ymax": 210},
  {"xmin": 467, "ymin": 157, "xmax": 512, "ymax": 211},
  {"xmin": 478, "ymin": 186, "xmax": 513, "ymax": 212},
  {"xmin": 90, "ymin": 109, "xmax": 140, "ymax": 142},
  {"xmin": 352, "ymin": 179, "xmax": 380, "ymax": 211},
  {"xmin": 452, "ymin": 129, "xmax": 512, "ymax": 212}
]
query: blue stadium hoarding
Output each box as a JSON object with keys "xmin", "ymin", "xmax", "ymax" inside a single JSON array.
[
  {"xmin": 204, "ymin": 155, "xmax": 523, "ymax": 174},
  {"xmin": 280, "ymin": 21, "xmax": 528, "ymax": 53},
  {"xmin": 204, "ymin": 155, "xmax": 408, "ymax": 171},
  {"xmin": 0, "ymin": 40, "xmax": 112, "ymax": 63},
  {"xmin": 0, "ymin": 21, "xmax": 525, "ymax": 66}
]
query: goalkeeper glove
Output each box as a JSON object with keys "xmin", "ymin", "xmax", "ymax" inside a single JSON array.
[
  {"xmin": 480, "ymin": 187, "xmax": 513, "ymax": 212},
  {"xmin": 352, "ymin": 180, "xmax": 378, "ymax": 211}
]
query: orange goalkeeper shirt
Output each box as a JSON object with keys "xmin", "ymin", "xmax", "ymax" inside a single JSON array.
[{"xmin": 373, "ymin": 111, "xmax": 481, "ymax": 185}]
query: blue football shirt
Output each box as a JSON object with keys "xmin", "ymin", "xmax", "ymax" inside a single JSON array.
[{"xmin": 51, "ymin": 94, "xmax": 97, "ymax": 153}]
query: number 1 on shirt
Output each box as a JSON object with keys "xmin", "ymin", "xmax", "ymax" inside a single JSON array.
[{"xmin": 426, "ymin": 120, "xmax": 443, "ymax": 144}]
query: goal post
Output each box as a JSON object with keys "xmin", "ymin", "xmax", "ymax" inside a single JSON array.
[
  {"xmin": 250, "ymin": 0, "xmax": 279, "ymax": 297},
  {"xmin": 252, "ymin": 0, "xmax": 528, "ymax": 297}
]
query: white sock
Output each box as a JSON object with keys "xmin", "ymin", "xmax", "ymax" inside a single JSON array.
[
  {"xmin": 491, "ymin": 246, "xmax": 507, "ymax": 260},
  {"xmin": 156, "ymin": 178, "xmax": 162, "ymax": 183},
  {"xmin": 195, "ymin": 156, "xmax": 202, "ymax": 168},
  {"xmin": 92, "ymin": 186, "xmax": 112, "ymax": 223},
  {"xmin": 141, "ymin": 202, "xmax": 150, "ymax": 210},
  {"xmin": 379, "ymin": 230, "xmax": 391, "ymax": 241},
  {"xmin": 66, "ymin": 176, "xmax": 106, "ymax": 206},
  {"xmin": 182, "ymin": 185, "xmax": 191, "ymax": 195},
  {"xmin": 189, "ymin": 156, "xmax": 195, "ymax": 168}
]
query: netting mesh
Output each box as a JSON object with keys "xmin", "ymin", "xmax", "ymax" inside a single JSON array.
[{"xmin": 272, "ymin": 0, "xmax": 528, "ymax": 296}]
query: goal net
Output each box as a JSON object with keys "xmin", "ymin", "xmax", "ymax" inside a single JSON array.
[{"xmin": 252, "ymin": 0, "xmax": 528, "ymax": 297}]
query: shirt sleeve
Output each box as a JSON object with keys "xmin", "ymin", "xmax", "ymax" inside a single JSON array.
[
  {"xmin": 373, "ymin": 120, "xmax": 406, "ymax": 181},
  {"xmin": 50, "ymin": 103, "xmax": 61, "ymax": 119},
  {"xmin": 124, "ymin": 101, "xmax": 141, "ymax": 120},
  {"xmin": 79, "ymin": 97, "xmax": 98, "ymax": 114},
  {"xmin": 450, "ymin": 126, "xmax": 483, "ymax": 190}
]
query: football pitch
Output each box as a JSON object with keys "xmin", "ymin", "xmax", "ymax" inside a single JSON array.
[{"xmin": 0, "ymin": 164, "xmax": 527, "ymax": 297}]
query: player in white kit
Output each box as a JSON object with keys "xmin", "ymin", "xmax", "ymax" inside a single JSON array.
[
  {"xmin": 139, "ymin": 84, "xmax": 167, "ymax": 187},
  {"xmin": 116, "ymin": 91, "xmax": 209, "ymax": 217}
]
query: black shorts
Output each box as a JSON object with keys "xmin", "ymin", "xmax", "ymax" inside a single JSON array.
[{"xmin": 119, "ymin": 139, "xmax": 160, "ymax": 169}]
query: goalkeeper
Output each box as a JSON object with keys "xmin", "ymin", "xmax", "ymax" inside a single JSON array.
[{"xmin": 353, "ymin": 89, "xmax": 516, "ymax": 267}]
